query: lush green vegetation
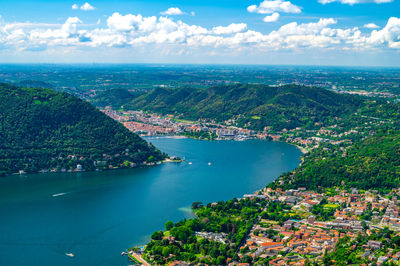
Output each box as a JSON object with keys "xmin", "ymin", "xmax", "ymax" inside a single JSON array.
[
  {"xmin": 0, "ymin": 83, "xmax": 165, "ymax": 176},
  {"xmin": 311, "ymin": 198, "xmax": 335, "ymax": 221},
  {"xmin": 323, "ymin": 228, "xmax": 400, "ymax": 265},
  {"xmin": 276, "ymin": 131, "xmax": 400, "ymax": 190},
  {"xmin": 90, "ymin": 88, "xmax": 141, "ymax": 109},
  {"xmin": 143, "ymin": 198, "xmax": 302, "ymax": 265},
  {"xmin": 92, "ymin": 84, "xmax": 365, "ymax": 131},
  {"xmin": 143, "ymin": 198, "xmax": 269, "ymax": 265}
]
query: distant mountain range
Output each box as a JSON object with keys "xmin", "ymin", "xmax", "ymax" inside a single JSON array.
[
  {"xmin": 0, "ymin": 83, "xmax": 165, "ymax": 176},
  {"xmin": 92, "ymin": 84, "xmax": 364, "ymax": 131}
]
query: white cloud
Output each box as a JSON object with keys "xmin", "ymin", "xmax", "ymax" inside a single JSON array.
[
  {"xmin": 364, "ymin": 23, "xmax": 380, "ymax": 29},
  {"xmin": 161, "ymin": 7, "xmax": 184, "ymax": 16},
  {"xmin": 248, "ymin": 0, "xmax": 301, "ymax": 14},
  {"xmin": 264, "ymin": 13, "xmax": 280, "ymax": 22},
  {"xmin": 25, "ymin": 17, "xmax": 83, "ymax": 49},
  {"xmin": 212, "ymin": 23, "xmax": 247, "ymax": 35},
  {"xmin": 318, "ymin": 0, "xmax": 393, "ymax": 5},
  {"xmin": 72, "ymin": 2, "xmax": 95, "ymax": 11},
  {"xmin": 80, "ymin": 2, "xmax": 95, "ymax": 11},
  {"xmin": 368, "ymin": 17, "xmax": 400, "ymax": 49},
  {"xmin": 106, "ymin": 12, "xmax": 148, "ymax": 32},
  {"xmin": 1, "ymin": 12, "xmax": 400, "ymax": 54}
]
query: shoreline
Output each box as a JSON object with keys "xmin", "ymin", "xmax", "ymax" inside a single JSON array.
[
  {"xmin": 5, "ymin": 137, "xmax": 306, "ymax": 179},
  {"xmin": 2, "ymin": 160, "xmax": 165, "ymax": 178},
  {"xmin": 292, "ymin": 143, "xmax": 309, "ymax": 154},
  {"xmin": 125, "ymin": 138, "xmax": 306, "ymax": 263}
]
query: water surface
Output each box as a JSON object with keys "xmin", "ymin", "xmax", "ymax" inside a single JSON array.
[{"xmin": 0, "ymin": 138, "xmax": 302, "ymax": 265}]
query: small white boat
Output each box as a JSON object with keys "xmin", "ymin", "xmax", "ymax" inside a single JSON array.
[
  {"xmin": 188, "ymin": 162, "xmax": 192, "ymax": 165},
  {"xmin": 65, "ymin": 253, "xmax": 74, "ymax": 257},
  {"xmin": 208, "ymin": 162, "xmax": 212, "ymax": 166}
]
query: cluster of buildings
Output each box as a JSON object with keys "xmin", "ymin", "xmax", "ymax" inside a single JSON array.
[
  {"xmin": 265, "ymin": 115, "xmax": 392, "ymax": 153},
  {"xmin": 241, "ymin": 220, "xmax": 340, "ymax": 265},
  {"xmin": 101, "ymin": 107, "xmax": 255, "ymax": 140},
  {"xmin": 231, "ymin": 187, "xmax": 400, "ymax": 265},
  {"xmin": 237, "ymin": 189, "xmax": 340, "ymax": 265},
  {"xmin": 123, "ymin": 121, "xmax": 174, "ymax": 135},
  {"xmin": 332, "ymin": 88, "xmax": 397, "ymax": 98},
  {"xmin": 194, "ymin": 232, "xmax": 228, "ymax": 244},
  {"xmin": 101, "ymin": 106, "xmax": 355, "ymax": 148}
]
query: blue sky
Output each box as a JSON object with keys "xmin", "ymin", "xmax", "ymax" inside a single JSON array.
[{"xmin": 0, "ymin": 0, "xmax": 399, "ymax": 66}]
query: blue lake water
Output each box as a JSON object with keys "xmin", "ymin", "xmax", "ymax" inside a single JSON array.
[{"xmin": 0, "ymin": 138, "xmax": 302, "ymax": 265}]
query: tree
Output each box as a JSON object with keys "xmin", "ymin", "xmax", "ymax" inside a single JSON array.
[
  {"xmin": 241, "ymin": 255, "xmax": 253, "ymax": 263},
  {"xmin": 162, "ymin": 247, "xmax": 170, "ymax": 258},
  {"xmin": 216, "ymin": 255, "xmax": 226, "ymax": 265},
  {"xmin": 151, "ymin": 230, "xmax": 164, "ymax": 240},
  {"xmin": 165, "ymin": 220, "xmax": 174, "ymax": 231},
  {"xmin": 192, "ymin": 201, "xmax": 203, "ymax": 209}
]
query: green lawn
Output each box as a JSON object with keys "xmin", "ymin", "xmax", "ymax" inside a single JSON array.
[{"xmin": 324, "ymin": 204, "xmax": 340, "ymax": 209}]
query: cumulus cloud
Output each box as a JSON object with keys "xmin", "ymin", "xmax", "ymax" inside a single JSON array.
[
  {"xmin": 212, "ymin": 23, "xmax": 247, "ymax": 35},
  {"xmin": 364, "ymin": 23, "xmax": 380, "ymax": 29},
  {"xmin": 248, "ymin": 0, "xmax": 301, "ymax": 14},
  {"xmin": 24, "ymin": 17, "xmax": 83, "ymax": 49},
  {"xmin": 368, "ymin": 17, "xmax": 400, "ymax": 48},
  {"xmin": 72, "ymin": 2, "xmax": 95, "ymax": 11},
  {"xmin": 264, "ymin": 13, "xmax": 280, "ymax": 22},
  {"xmin": 318, "ymin": 0, "xmax": 393, "ymax": 5},
  {"xmin": 81, "ymin": 2, "xmax": 95, "ymax": 11},
  {"xmin": 161, "ymin": 7, "xmax": 184, "ymax": 16},
  {"xmin": 0, "ymin": 12, "xmax": 399, "ymax": 54}
]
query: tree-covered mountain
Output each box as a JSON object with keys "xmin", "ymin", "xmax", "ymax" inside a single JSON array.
[
  {"xmin": 0, "ymin": 83, "xmax": 165, "ymax": 176},
  {"xmin": 92, "ymin": 84, "xmax": 364, "ymax": 131},
  {"xmin": 275, "ymin": 129, "xmax": 400, "ymax": 190},
  {"xmin": 90, "ymin": 88, "xmax": 140, "ymax": 108}
]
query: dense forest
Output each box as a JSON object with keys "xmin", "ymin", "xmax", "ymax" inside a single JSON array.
[
  {"xmin": 91, "ymin": 84, "xmax": 365, "ymax": 131},
  {"xmin": 277, "ymin": 131, "xmax": 400, "ymax": 190},
  {"xmin": 0, "ymin": 83, "xmax": 165, "ymax": 176}
]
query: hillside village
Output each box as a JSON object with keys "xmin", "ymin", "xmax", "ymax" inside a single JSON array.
[
  {"xmin": 236, "ymin": 187, "xmax": 400, "ymax": 265},
  {"xmin": 133, "ymin": 186, "xmax": 400, "ymax": 265}
]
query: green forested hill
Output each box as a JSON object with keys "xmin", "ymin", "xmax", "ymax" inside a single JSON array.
[
  {"xmin": 92, "ymin": 84, "xmax": 364, "ymax": 131},
  {"xmin": 90, "ymin": 88, "xmax": 139, "ymax": 108},
  {"xmin": 0, "ymin": 83, "xmax": 165, "ymax": 176},
  {"xmin": 277, "ymin": 131, "xmax": 400, "ymax": 190}
]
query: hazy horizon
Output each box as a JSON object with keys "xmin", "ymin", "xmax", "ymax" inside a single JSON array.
[{"xmin": 1, "ymin": 0, "xmax": 400, "ymax": 66}]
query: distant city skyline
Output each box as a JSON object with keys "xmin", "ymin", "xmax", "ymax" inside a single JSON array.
[{"xmin": 0, "ymin": 0, "xmax": 400, "ymax": 66}]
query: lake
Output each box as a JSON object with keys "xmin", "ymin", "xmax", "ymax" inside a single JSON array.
[{"xmin": 0, "ymin": 138, "xmax": 302, "ymax": 265}]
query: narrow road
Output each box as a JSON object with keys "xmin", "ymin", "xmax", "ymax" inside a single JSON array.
[{"xmin": 131, "ymin": 253, "xmax": 151, "ymax": 266}]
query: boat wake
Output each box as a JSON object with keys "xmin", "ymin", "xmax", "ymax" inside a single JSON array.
[{"xmin": 52, "ymin": 192, "xmax": 68, "ymax": 197}]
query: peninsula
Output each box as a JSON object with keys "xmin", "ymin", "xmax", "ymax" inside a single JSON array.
[{"xmin": 0, "ymin": 83, "xmax": 166, "ymax": 176}]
